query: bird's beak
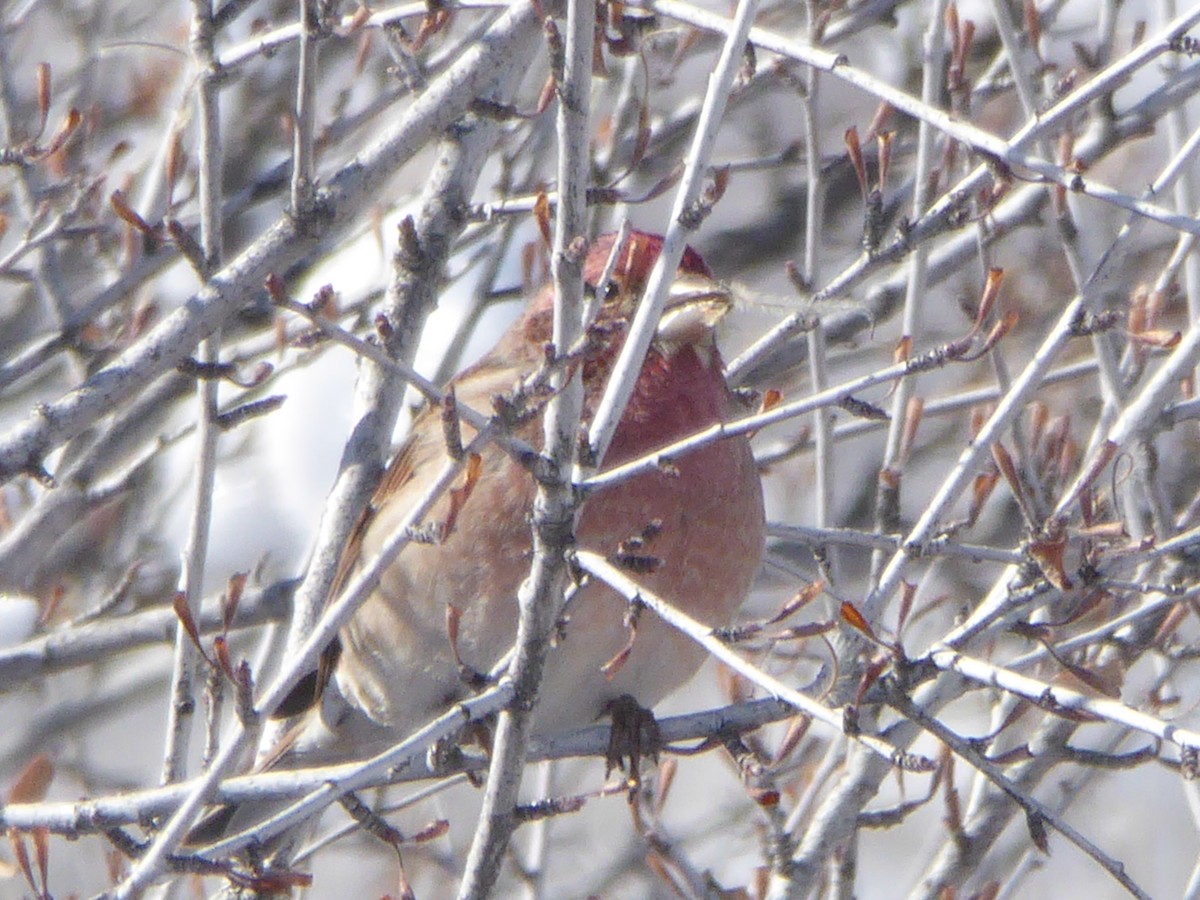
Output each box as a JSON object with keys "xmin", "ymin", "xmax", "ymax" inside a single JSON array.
[{"xmin": 656, "ymin": 272, "xmax": 734, "ymax": 345}]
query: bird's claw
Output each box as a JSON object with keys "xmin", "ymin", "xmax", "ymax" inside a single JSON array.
[{"xmin": 604, "ymin": 695, "xmax": 663, "ymax": 790}]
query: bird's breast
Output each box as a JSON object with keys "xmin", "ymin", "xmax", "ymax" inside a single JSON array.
[{"xmin": 338, "ymin": 342, "xmax": 764, "ymax": 735}]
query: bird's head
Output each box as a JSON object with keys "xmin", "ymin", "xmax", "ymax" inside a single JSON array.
[
  {"xmin": 583, "ymin": 230, "xmax": 733, "ymax": 353},
  {"xmin": 502, "ymin": 230, "xmax": 733, "ymax": 368}
]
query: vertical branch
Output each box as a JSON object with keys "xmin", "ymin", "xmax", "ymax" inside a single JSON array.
[
  {"xmin": 869, "ymin": 0, "xmax": 947, "ymax": 585},
  {"xmin": 162, "ymin": 0, "xmax": 225, "ymax": 786},
  {"xmin": 292, "ymin": 0, "xmax": 320, "ymax": 212},
  {"xmin": 520, "ymin": 761, "xmax": 557, "ymax": 899},
  {"xmin": 457, "ymin": 0, "xmax": 594, "ymax": 894},
  {"xmin": 802, "ymin": 0, "xmax": 833, "ymax": 567},
  {"xmin": 805, "ymin": 323, "xmax": 831, "ymax": 525}
]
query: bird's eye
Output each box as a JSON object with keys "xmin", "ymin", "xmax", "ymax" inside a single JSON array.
[{"xmin": 584, "ymin": 280, "xmax": 621, "ymax": 303}]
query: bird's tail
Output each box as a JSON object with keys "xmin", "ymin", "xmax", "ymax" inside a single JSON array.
[{"xmin": 186, "ymin": 693, "xmax": 389, "ymax": 872}]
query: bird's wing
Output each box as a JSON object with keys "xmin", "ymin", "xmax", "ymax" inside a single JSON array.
[{"xmin": 270, "ymin": 422, "xmax": 424, "ymax": 720}]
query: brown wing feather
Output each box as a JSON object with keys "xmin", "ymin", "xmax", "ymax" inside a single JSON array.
[{"xmin": 269, "ymin": 429, "xmax": 422, "ymax": 720}]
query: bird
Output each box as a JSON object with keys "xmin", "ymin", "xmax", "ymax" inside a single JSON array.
[
  {"xmin": 324, "ymin": 230, "xmax": 765, "ymax": 745},
  {"xmin": 198, "ymin": 230, "xmax": 765, "ymax": 848}
]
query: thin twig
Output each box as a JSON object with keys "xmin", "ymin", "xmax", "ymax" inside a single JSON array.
[{"xmin": 161, "ymin": 0, "xmax": 226, "ymax": 786}]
